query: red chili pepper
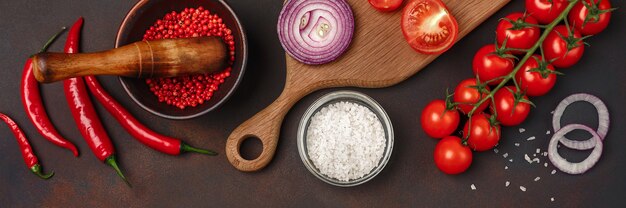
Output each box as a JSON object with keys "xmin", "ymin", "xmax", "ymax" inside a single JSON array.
[
  {"xmin": 85, "ymin": 76, "xmax": 217, "ymax": 156},
  {"xmin": 0, "ymin": 113, "xmax": 54, "ymax": 179},
  {"xmin": 20, "ymin": 28, "xmax": 79, "ymax": 156},
  {"xmin": 63, "ymin": 17, "xmax": 129, "ymax": 185}
]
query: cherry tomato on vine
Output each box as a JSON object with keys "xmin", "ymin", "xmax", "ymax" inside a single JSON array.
[
  {"xmin": 525, "ymin": 0, "xmax": 567, "ymax": 24},
  {"xmin": 402, "ymin": 0, "xmax": 459, "ymax": 54},
  {"xmin": 434, "ymin": 136, "xmax": 472, "ymax": 174},
  {"xmin": 491, "ymin": 86, "xmax": 532, "ymax": 126},
  {"xmin": 463, "ymin": 113, "xmax": 500, "ymax": 151},
  {"xmin": 496, "ymin": 13, "xmax": 541, "ymax": 54},
  {"xmin": 472, "ymin": 44, "xmax": 516, "ymax": 85},
  {"xmin": 568, "ymin": 0, "xmax": 614, "ymax": 35},
  {"xmin": 421, "ymin": 99, "xmax": 460, "ymax": 138},
  {"xmin": 369, "ymin": 0, "xmax": 403, "ymax": 12},
  {"xmin": 542, "ymin": 25, "xmax": 585, "ymax": 68},
  {"xmin": 514, "ymin": 55, "xmax": 558, "ymax": 97},
  {"xmin": 453, "ymin": 78, "xmax": 490, "ymax": 114}
]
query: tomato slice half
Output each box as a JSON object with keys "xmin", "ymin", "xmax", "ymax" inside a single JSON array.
[
  {"xmin": 401, "ymin": 0, "xmax": 459, "ymax": 54},
  {"xmin": 369, "ymin": 0, "xmax": 403, "ymax": 12}
]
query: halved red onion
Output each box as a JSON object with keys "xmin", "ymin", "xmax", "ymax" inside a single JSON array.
[
  {"xmin": 548, "ymin": 124, "xmax": 603, "ymax": 175},
  {"xmin": 277, "ymin": 0, "xmax": 354, "ymax": 65},
  {"xmin": 552, "ymin": 93, "xmax": 609, "ymax": 150}
]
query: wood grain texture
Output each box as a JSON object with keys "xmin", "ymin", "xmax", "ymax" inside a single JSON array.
[
  {"xmin": 226, "ymin": 0, "xmax": 510, "ymax": 172},
  {"xmin": 32, "ymin": 37, "xmax": 227, "ymax": 83}
]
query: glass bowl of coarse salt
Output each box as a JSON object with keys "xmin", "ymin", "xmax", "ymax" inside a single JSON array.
[{"xmin": 297, "ymin": 90, "xmax": 394, "ymax": 187}]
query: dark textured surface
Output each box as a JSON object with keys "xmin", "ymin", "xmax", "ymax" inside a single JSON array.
[{"xmin": 0, "ymin": 0, "xmax": 625, "ymax": 207}]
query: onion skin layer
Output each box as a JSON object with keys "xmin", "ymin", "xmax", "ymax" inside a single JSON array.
[
  {"xmin": 548, "ymin": 124, "xmax": 603, "ymax": 175},
  {"xmin": 552, "ymin": 93, "xmax": 609, "ymax": 150}
]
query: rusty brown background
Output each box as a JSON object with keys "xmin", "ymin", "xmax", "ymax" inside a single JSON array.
[{"xmin": 1, "ymin": 0, "xmax": 625, "ymax": 207}]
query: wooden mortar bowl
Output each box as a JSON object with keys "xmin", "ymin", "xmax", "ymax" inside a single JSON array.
[{"xmin": 116, "ymin": 0, "xmax": 248, "ymax": 119}]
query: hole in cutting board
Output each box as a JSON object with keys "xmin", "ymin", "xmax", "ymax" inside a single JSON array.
[{"xmin": 240, "ymin": 136, "xmax": 263, "ymax": 160}]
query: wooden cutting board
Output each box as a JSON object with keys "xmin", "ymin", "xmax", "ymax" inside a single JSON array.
[{"xmin": 226, "ymin": 0, "xmax": 510, "ymax": 172}]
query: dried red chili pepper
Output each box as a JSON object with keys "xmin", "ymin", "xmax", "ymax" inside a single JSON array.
[
  {"xmin": 0, "ymin": 113, "xmax": 54, "ymax": 179},
  {"xmin": 63, "ymin": 17, "xmax": 128, "ymax": 185},
  {"xmin": 21, "ymin": 28, "xmax": 79, "ymax": 156},
  {"xmin": 85, "ymin": 76, "xmax": 217, "ymax": 156}
]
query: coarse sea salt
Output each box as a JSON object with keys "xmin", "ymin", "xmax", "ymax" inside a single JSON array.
[
  {"xmin": 471, "ymin": 184, "xmax": 476, "ymax": 190},
  {"xmin": 520, "ymin": 186, "xmax": 527, "ymax": 192},
  {"xmin": 306, "ymin": 101, "xmax": 386, "ymax": 182}
]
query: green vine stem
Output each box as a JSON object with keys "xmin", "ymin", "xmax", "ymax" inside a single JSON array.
[{"xmin": 463, "ymin": 0, "xmax": 580, "ymax": 141}]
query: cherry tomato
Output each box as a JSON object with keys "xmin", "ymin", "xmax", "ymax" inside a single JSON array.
[
  {"xmin": 472, "ymin": 44, "xmax": 516, "ymax": 85},
  {"xmin": 369, "ymin": 0, "xmax": 403, "ymax": 12},
  {"xmin": 542, "ymin": 25, "xmax": 585, "ymax": 68},
  {"xmin": 491, "ymin": 86, "xmax": 531, "ymax": 126},
  {"xmin": 568, "ymin": 0, "xmax": 613, "ymax": 35},
  {"xmin": 496, "ymin": 13, "xmax": 540, "ymax": 54},
  {"xmin": 434, "ymin": 136, "xmax": 472, "ymax": 174},
  {"xmin": 463, "ymin": 113, "xmax": 501, "ymax": 151},
  {"xmin": 514, "ymin": 55, "xmax": 557, "ymax": 97},
  {"xmin": 525, "ymin": 0, "xmax": 567, "ymax": 24},
  {"xmin": 453, "ymin": 78, "xmax": 490, "ymax": 114},
  {"xmin": 421, "ymin": 99, "xmax": 460, "ymax": 138},
  {"xmin": 401, "ymin": 0, "xmax": 459, "ymax": 54}
]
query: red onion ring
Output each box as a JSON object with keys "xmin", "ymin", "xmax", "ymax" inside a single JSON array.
[
  {"xmin": 548, "ymin": 124, "xmax": 603, "ymax": 174},
  {"xmin": 277, "ymin": 0, "xmax": 354, "ymax": 65},
  {"xmin": 552, "ymin": 93, "xmax": 609, "ymax": 150}
]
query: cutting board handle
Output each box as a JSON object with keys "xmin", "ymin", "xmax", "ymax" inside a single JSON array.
[{"xmin": 225, "ymin": 84, "xmax": 308, "ymax": 172}]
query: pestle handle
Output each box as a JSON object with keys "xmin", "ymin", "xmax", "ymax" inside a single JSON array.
[{"xmin": 32, "ymin": 37, "xmax": 227, "ymax": 83}]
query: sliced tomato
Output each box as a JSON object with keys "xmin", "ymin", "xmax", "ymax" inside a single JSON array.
[
  {"xmin": 401, "ymin": 0, "xmax": 459, "ymax": 54},
  {"xmin": 369, "ymin": 0, "xmax": 403, "ymax": 12}
]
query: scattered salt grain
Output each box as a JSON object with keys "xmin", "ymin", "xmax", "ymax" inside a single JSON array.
[
  {"xmin": 505, "ymin": 181, "xmax": 510, "ymax": 187},
  {"xmin": 519, "ymin": 128, "xmax": 526, "ymax": 133},
  {"xmin": 525, "ymin": 154, "xmax": 533, "ymax": 163},
  {"xmin": 551, "ymin": 170, "xmax": 557, "ymax": 175},
  {"xmin": 505, "ymin": 166, "xmax": 508, "ymax": 170},
  {"xmin": 544, "ymin": 162, "xmax": 548, "ymax": 167},
  {"xmin": 534, "ymin": 177, "xmax": 541, "ymax": 182},
  {"xmin": 532, "ymin": 158, "xmax": 540, "ymax": 163},
  {"xmin": 515, "ymin": 143, "xmax": 520, "ymax": 147},
  {"xmin": 551, "ymin": 110, "xmax": 555, "ymax": 114},
  {"xmin": 509, "ymin": 159, "xmax": 514, "ymax": 162},
  {"xmin": 520, "ymin": 186, "xmax": 527, "ymax": 192},
  {"xmin": 494, "ymin": 148, "xmax": 499, "ymax": 153},
  {"xmin": 533, "ymin": 154, "xmax": 537, "ymax": 157},
  {"xmin": 546, "ymin": 130, "xmax": 551, "ymax": 135},
  {"xmin": 543, "ymin": 152, "xmax": 548, "ymax": 157},
  {"xmin": 536, "ymin": 148, "xmax": 540, "ymax": 154},
  {"xmin": 551, "ymin": 197, "xmax": 555, "ymax": 202},
  {"xmin": 527, "ymin": 136, "xmax": 536, "ymax": 141},
  {"xmin": 503, "ymin": 153, "xmax": 509, "ymax": 158},
  {"xmin": 471, "ymin": 184, "xmax": 476, "ymax": 190},
  {"xmin": 306, "ymin": 101, "xmax": 386, "ymax": 182}
]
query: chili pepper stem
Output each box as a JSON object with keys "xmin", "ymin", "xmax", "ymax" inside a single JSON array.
[
  {"xmin": 30, "ymin": 164, "xmax": 54, "ymax": 179},
  {"xmin": 105, "ymin": 156, "xmax": 131, "ymax": 187},
  {"xmin": 39, "ymin": 27, "xmax": 67, "ymax": 53},
  {"xmin": 181, "ymin": 142, "xmax": 218, "ymax": 156}
]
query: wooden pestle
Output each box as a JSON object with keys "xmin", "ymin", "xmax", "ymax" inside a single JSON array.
[{"xmin": 31, "ymin": 36, "xmax": 227, "ymax": 83}]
